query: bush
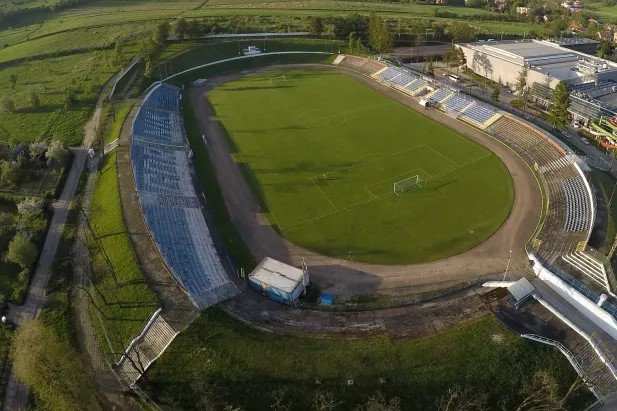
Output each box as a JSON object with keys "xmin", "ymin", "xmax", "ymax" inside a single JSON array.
[{"xmin": 6, "ymin": 233, "xmax": 38, "ymax": 269}]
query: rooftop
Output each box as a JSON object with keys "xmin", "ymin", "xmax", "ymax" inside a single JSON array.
[
  {"xmin": 249, "ymin": 257, "xmax": 307, "ymax": 293},
  {"xmin": 547, "ymin": 37, "xmax": 599, "ymax": 46},
  {"xmin": 460, "ymin": 39, "xmax": 617, "ymax": 82}
]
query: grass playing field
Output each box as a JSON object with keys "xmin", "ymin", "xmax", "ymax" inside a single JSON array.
[{"xmin": 209, "ymin": 69, "xmax": 514, "ymax": 264}]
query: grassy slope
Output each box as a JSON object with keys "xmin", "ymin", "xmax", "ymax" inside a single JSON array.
[
  {"xmin": 591, "ymin": 170, "xmax": 617, "ymax": 252},
  {"xmin": 89, "ymin": 152, "xmax": 159, "ymax": 359},
  {"xmin": 142, "ymin": 310, "xmax": 588, "ymax": 411},
  {"xmin": 104, "ymin": 101, "xmax": 132, "ymax": 144},
  {"xmin": 208, "ymin": 69, "xmax": 514, "ymax": 264}
]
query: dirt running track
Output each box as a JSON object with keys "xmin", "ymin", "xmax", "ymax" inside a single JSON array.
[{"xmin": 191, "ymin": 64, "xmax": 542, "ymax": 300}]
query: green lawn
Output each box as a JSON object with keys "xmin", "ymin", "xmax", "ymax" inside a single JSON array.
[
  {"xmin": 208, "ymin": 69, "xmax": 513, "ymax": 264},
  {"xmin": 141, "ymin": 310, "xmax": 589, "ymax": 410},
  {"xmin": 88, "ymin": 152, "xmax": 159, "ymax": 361}
]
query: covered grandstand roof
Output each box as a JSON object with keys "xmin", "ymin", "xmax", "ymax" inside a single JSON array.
[{"xmin": 508, "ymin": 278, "xmax": 535, "ymax": 304}]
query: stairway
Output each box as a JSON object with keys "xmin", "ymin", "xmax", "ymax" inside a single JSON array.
[
  {"xmin": 115, "ymin": 311, "xmax": 178, "ymax": 386},
  {"xmin": 562, "ymin": 252, "xmax": 609, "ymax": 290}
]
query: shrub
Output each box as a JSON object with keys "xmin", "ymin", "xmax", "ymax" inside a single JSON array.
[{"xmin": 6, "ymin": 232, "xmax": 38, "ymax": 269}]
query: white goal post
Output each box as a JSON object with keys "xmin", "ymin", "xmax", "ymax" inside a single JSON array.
[
  {"xmin": 269, "ymin": 75, "xmax": 286, "ymax": 84},
  {"xmin": 394, "ymin": 175, "xmax": 426, "ymax": 196}
]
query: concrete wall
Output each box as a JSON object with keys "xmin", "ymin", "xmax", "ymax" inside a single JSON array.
[
  {"xmin": 459, "ymin": 46, "xmax": 519, "ymax": 88},
  {"xmin": 529, "ymin": 253, "xmax": 617, "ymax": 340}
]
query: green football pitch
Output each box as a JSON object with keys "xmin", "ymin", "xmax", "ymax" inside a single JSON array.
[{"xmin": 208, "ymin": 69, "xmax": 514, "ymax": 264}]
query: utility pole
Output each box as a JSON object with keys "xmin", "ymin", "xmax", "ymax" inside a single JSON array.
[{"xmin": 503, "ymin": 249, "xmax": 512, "ymax": 281}]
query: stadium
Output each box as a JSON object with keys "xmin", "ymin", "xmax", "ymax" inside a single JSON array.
[{"xmin": 113, "ymin": 46, "xmax": 617, "ymax": 401}]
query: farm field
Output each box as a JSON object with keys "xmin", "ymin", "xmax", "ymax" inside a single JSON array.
[
  {"xmin": 141, "ymin": 310, "xmax": 589, "ymax": 410},
  {"xmin": 208, "ymin": 69, "xmax": 514, "ymax": 264}
]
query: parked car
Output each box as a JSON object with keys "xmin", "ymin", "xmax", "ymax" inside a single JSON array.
[
  {"xmin": 573, "ymin": 120, "xmax": 581, "ymax": 128},
  {"xmin": 581, "ymin": 137, "xmax": 590, "ymax": 145}
]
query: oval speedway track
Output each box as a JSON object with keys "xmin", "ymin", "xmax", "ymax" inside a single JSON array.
[{"xmin": 190, "ymin": 64, "xmax": 542, "ymax": 300}]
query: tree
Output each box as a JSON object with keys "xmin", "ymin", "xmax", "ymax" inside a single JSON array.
[
  {"xmin": 1, "ymin": 96, "xmax": 14, "ymax": 112},
  {"xmin": 367, "ymin": 13, "xmax": 393, "ymax": 53},
  {"xmin": 427, "ymin": 59, "xmax": 435, "ymax": 77},
  {"xmin": 6, "ymin": 232, "xmax": 37, "ymax": 268},
  {"xmin": 17, "ymin": 197, "xmax": 43, "ymax": 215},
  {"xmin": 436, "ymin": 385, "xmax": 488, "ymax": 411},
  {"xmin": 597, "ymin": 39, "xmax": 615, "ymax": 60},
  {"xmin": 547, "ymin": 80, "xmax": 570, "ymax": 129},
  {"xmin": 348, "ymin": 32, "xmax": 356, "ymax": 54},
  {"xmin": 313, "ymin": 391, "xmax": 341, "ymax": 411},
  {"xmin": 174, "ymin": 17, "xmax": 189, "ymax": 39},
  {"xmin": 515, "ymin": 370, "xmax": 562, "ymax": 411},
  {"xmin": 29, "ymin": 141, "xmax": 47, "ymax": 159},
  {"xmin": 0, "ymin": 160, "xmax": 20, "ymax": 187},
  {"xmin": 11, "ymin": 320, "xmax": 98, "ymax": 411},
  {"xmin": 29, "ymin": 91, "xmax": 40, "ymax": 108},
  {"xmin": 269, "ymin": 388, "xmax": 292, "ymax": 411},
  {"xmin": 309, "ymin": 16, "xmax": 324, "ymax": 36},
  {"xmin": 449, "ymin": 22, "xmax": 476, "ymax": 43},
  {"xmin": 355, "ymin": 392, "xmax": 401, "ymax": 411},
  {"xmin": 46, "ymin": 140, "xmax": 69, "ymax": 166},
  {"xmin": 514, "ymin": 66, "xmax": 528, "ymax": 109},
  {"xmin": 186, "ymin": 19, "xmax": 202, "ymax": 38},
  {"xmin": 154, "ymin": 21, "xmax": 170, "ymax": 44},
  {"xmin": 8, "ymin": 73, "xmax": 17, "ymax": 90},
  {"xmin": 491, "ymin": 79, "xmax": 501, "ymax": 103}
]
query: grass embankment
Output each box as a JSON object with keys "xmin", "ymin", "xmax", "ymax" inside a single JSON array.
[
  {"xmin": 0, "ymin": 324, "xmax": 12, "ymax": 409},
  {"xmin": 142, "ymin": 310, "xmax": 590, "ymax": 410},
  {"xmin": 208, "ymin": 69, "xmax": 513, "ymax": 265},
  {"xmin": 591, "ymin": 170, "xmax": 617, "ymax": 252},
  {"xmin": 104, "ymin": 101, "xmax": 133, "ymax": 145},
  {"xmin": 88, "ymin": 153, "xmax": 158, "ymax": 360}
]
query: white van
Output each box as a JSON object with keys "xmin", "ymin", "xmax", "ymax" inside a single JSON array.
[{"xmin": 448, "ymin": 74, "xmax": 461, "ymax": 82}]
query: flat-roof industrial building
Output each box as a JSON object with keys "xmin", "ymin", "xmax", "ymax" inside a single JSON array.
[
  {"xmin": 458, "ymin": 39, "xmax": 617, "ymax": 120},
  {"xmin": 458, "ymin": 39, "xmax": 617, "ymax": 89}
]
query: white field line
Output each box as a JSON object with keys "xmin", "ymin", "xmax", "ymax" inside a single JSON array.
[
  {"xmin": 424, "ymin": 144, "xmax": 461, "ymax": 168},
  {"xmin": 311, "ymin": 177, "xmax": 339, "ymax": 212},
  {"xmin": 283, "ymin": 152, "xmax": 494, "ymax": 231}
]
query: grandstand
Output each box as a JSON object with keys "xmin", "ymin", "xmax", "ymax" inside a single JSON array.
[
  {"xmin": 334, "ymin": 55, "xmax": 386, "ymax": 76},
  {"xmin": 130, "ymin": 83, "xmax": 239, "ymax": 309},
  {"xmin": 425, "ymin": 87, "xmax": 454, "ymax": 104},
  {"xmin": 488, "ymin": 116, "xmax": 593, "ymax": 261}
]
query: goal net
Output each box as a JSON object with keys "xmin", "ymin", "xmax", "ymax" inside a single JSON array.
[
  {"xmin": 394, "ymin": 175, "xmax": 425, "ymax": 196},
  {"xmin": 269, "ymin": 75, "xmax": 286, "ymax": 84}
]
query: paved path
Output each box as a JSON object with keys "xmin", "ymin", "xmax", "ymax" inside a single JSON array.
[{"xmin": 2, "ymin": 147, "xmax": 87, "ymax": 411}]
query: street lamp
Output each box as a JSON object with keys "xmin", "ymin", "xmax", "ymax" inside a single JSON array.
[{"xmin": 503, "ymin": 249, "xmax": 512, "ymax": 281}]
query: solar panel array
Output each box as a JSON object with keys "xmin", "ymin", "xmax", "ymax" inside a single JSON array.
[{"xmin": 131, "ymin": 83, "xmax": 238, "ymax": 309}]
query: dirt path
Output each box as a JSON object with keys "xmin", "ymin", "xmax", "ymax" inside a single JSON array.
[
  {"xmin": 223, "ymin": 285, "xmax": 491, "ymax": 339},
  {"xmin": 190, "ymin": 64, "xmax": 542, "ymax": 301}
]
